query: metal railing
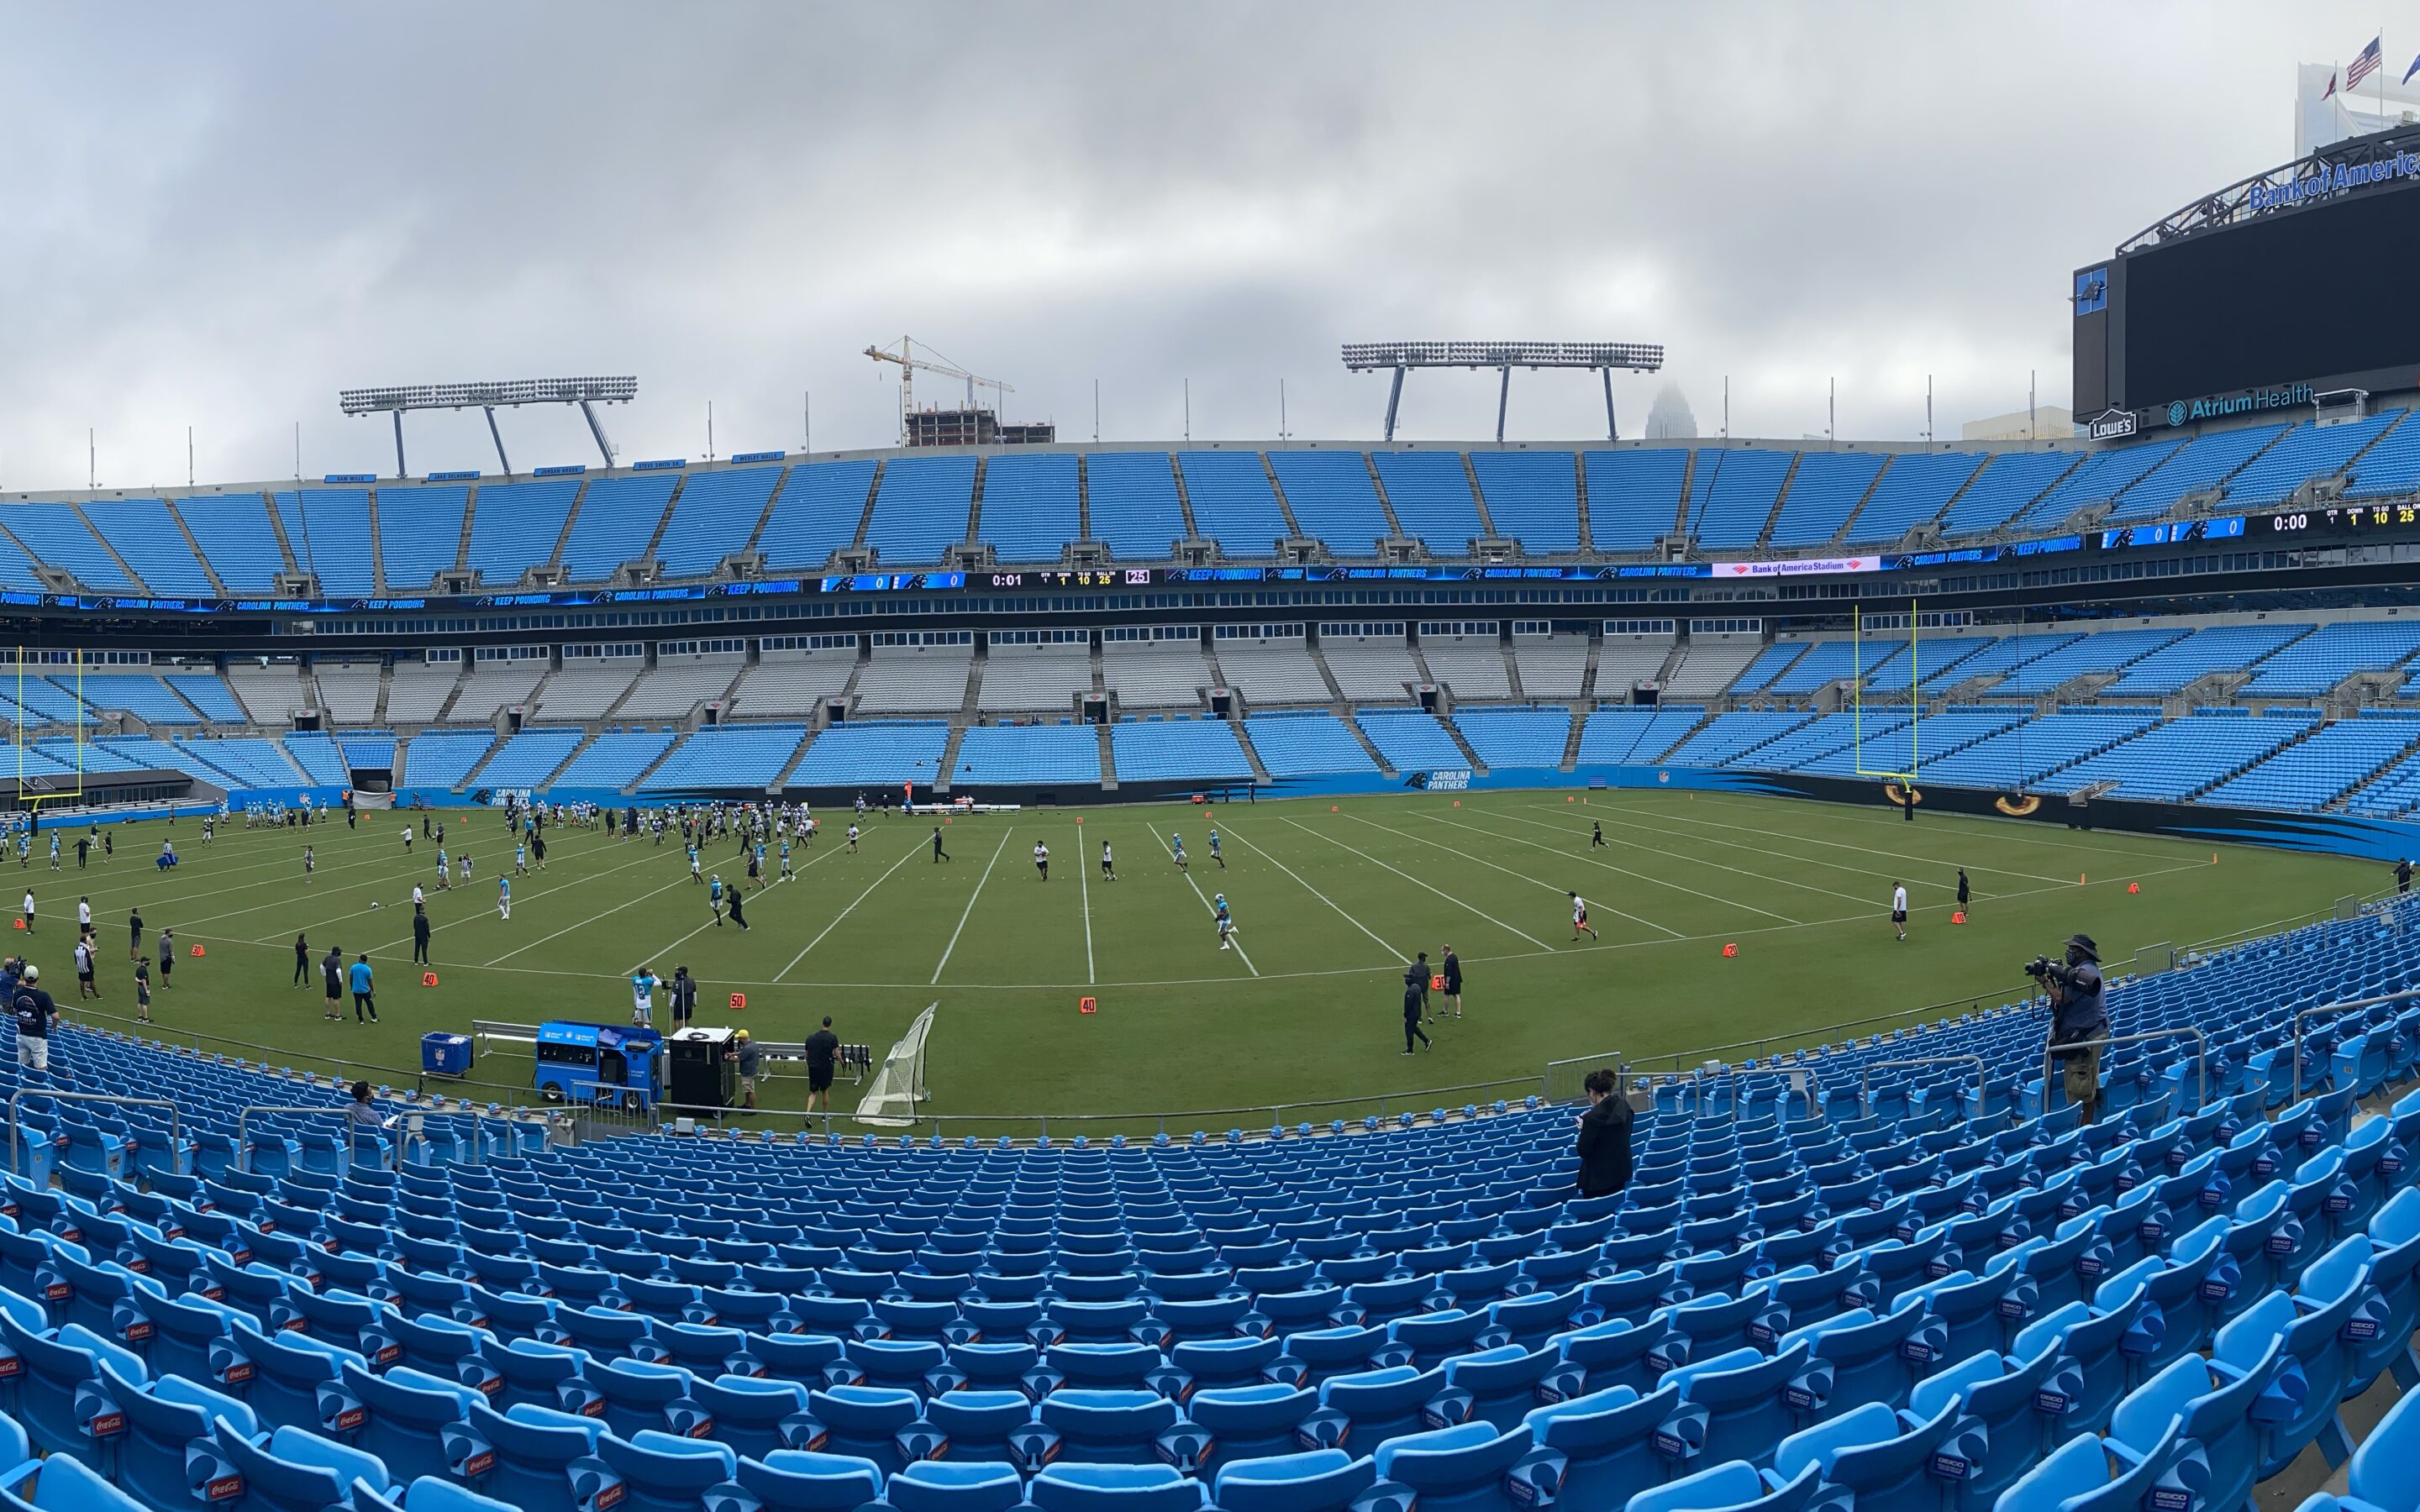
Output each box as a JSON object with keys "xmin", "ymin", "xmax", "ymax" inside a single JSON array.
[
  {"xmin": 235, "ymin": 1105, "xmax": 508, "ymax": 1173},
  {"xmin": 6, "ymin": 1089, "xmax": 181, "ymax": 1179},
  {"xmin": 2041, "ymin": 1028, "xmax": 2209, "ymax": 1114},
  {"xmin": 2288, "ymin": 988, "xmax": 2420, "ymax": 1105},
  {"xmin": 1860, "ymin": 1056, "xmax": 1984, "ymax": 1118}
]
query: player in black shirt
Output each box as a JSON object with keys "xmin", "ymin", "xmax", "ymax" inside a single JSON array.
[{"xmin": 804, "ymin": 1016, "xmax": 840, "ymax": 1115}]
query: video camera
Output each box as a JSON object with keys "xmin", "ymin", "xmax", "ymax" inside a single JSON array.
[{"xmin": 2023, "ymin": 953, "xmax": 2088, "ymax": 991}]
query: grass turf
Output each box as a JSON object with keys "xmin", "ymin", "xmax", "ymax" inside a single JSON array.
[{"xmin": 28, "ymin": 791, "xmax": 2380, "ymax": 1132}]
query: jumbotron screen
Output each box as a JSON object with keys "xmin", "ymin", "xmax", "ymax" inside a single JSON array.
[{"xmin": 2078, "ymin": 176, "xmax": 2420, "ymax": 415}]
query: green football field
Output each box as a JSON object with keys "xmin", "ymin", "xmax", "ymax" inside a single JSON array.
[{"xmin": 23, "ymin": 791, "xmax": 2384, "ymax": 1135}]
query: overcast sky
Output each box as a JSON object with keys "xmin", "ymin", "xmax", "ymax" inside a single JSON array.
[{"xmin": 0, "ymin": 3, "xmax": 2399, "ymax": 492}]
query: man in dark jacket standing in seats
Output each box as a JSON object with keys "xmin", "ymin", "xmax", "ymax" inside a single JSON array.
[{"xmin": 1576, "ymin": 1067, "xmax": 1633, "ymax": 1200}]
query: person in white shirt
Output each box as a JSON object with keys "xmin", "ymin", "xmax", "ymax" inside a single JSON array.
[
  {"xmin": 1033, "ymin": 843, "xmax": 1050, "ymax": 881},
  {"xmin": 1891, "ymin": 882, "xmax": 1909, "ymax": 942},
  {"xmin": 1567, "ymin": 891, "xmax": 1598, "ymax": 942}
]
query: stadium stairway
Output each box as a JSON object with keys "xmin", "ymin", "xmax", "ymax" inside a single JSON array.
[
  {"xmin": 1097, "ymin": 723, "xmax": 1118, "ymax": 790},
  {"xmin": 934, "ymin": 725, "xmax": 971, "ymax": 796},
  {"xmin": 1498, "ymin": 641, "xmax": 1527, "ymax": 701},
  {"xmin": 1746, "ymin": 450, "xmax": 1802, "ymax": 549},
  {"xmin": 253, "ymin": 490, "xmax": 302, "ymax": 580},
  {"xmin": 363, "ymin": 488, "xmax": 389, "ymax": 593},
  {"xmin": 162, "ymin": 502, "xmax": 228, "ymax": 594},
  {"xmin": 1233, "ymin": 719, "xmax": 1275, "ymax": 785},
  {"xmin": 2329, "ymin": 724, "xmax": 2420, "ymax": 811},
  {"xmin": 1437, "ymin": 707, "xmax": 1490, "ymax": 774},
  {"xmin": 450, "ymin": 482, "xmax": 479, "ymax": 574}
]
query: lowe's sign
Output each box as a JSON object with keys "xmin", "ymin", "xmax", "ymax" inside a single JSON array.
[
  {"xmin": 2247, "ymin": 150, "xmax": 2420, "ymax": 213},
  {"xmin": 2160, "ymin": 383, "xmax": 2315, "ymax": 428}
]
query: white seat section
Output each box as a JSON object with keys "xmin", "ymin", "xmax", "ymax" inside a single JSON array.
[
  {"xmin": 618, "ymin": 651, "xmax": 745, "ymax": 721},
  {"xmin": 312, "ymin": 661, "xmax": 383, "ymax": 724},
  {"xmin": 226, "ymin": 662, "xmax": 313, "ymax": 722},
  {"xmin": 1321, "ymin": 622, "xmax": 1418, "ymax": 701},
  {"xmin": 854, "ymin": 633, "xmax": 975, "ymax": 715},
  {"xmin": 530, "ymin": 654, "xmax": 644, "ymax": 722},
  {"xmin": 1514, "ymin": 632, "xmax": 1593, "ymax": 698},
  {"xmin": 446, "ymin": 656, "xmax": 547, "ymax": 723},
  {"xmin": 383, "ymin": 659, "xmax": 465, "ymax": 724},
  {"xmin": 1661, "ymin": 634, "xmax": 1764, "ymax": 701},
  {"xmin": 978, "ymin": 635, "xmax": 1093, "ymax": 712},
  {"xmin": 730, "ymin": 641, "xmax": 858, "ymax": 718},
  {"xmin": 1596, "ymin": 628, "xmax": 1677, "ymax": 701},
  {"xmin": 1419, "ymin": 626, "xmax": 1510, "ymax": 700},
  {"xmin": 1102, "ymin": 628, "xmax": 1211, "ymax": 709},
  {"xmin": 1214, "ymin": 626, "xmax": 1328, "ymax": 706}
]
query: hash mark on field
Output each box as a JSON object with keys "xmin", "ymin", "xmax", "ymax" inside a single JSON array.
[
  {"xmin": 775, "ymin": 836, "xmax": 923, "ymax": 981},
  {"xmin": 1216, "ymin": 820, "xmax": 1406, "ymax": 964},
  {"xmin": 933, "ymin": 827, "xmax": 1014, "ymax": 984},
  {"xmin": 1418, "ymin": 811, "xmax": 1803, "ymax": 924},
  {"xmin": 1281, "ymin": 816, "xmax": 1560, "ymax": 949},
  {"xmin": 1154, "ymin": 827, "xmax": 1256, "ymax": 975}
]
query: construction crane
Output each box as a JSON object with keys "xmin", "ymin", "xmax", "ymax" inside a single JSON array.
[{"xmin": 863, "ymin": 337, "xmax": 1013, "ymax": 443}]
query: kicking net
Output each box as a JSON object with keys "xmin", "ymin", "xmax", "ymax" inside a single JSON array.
[{"xmin": 855, "ymin": 1000, "xmax": 937, "ymax": 1126}]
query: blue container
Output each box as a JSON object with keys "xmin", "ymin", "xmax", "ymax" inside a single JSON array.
[{"xmin": 421, "ymin": 1032, "xmax": 473, "ymax": 1078}]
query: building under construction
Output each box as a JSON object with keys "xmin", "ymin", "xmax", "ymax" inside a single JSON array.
[{"xmin": 903, "ymin": 408, "xmax": 1056, "ymax": 448}]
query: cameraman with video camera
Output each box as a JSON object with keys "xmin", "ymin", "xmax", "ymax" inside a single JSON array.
[{"xmin": 2031, "ymin": 933, "xmax": 2108, "ymax": 1124}]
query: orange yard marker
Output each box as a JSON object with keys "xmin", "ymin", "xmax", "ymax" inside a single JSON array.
[
  {"xmin": 2128, "ymin": 882, "xmax": 2140, "ymax": 894},
  {"xmin": 729, "ymin": 992, "xmax": 746, "ymax": 1010},
  {"xmin": 1721, "ymin": 942, "xmax": 1739, "ymax": 958},
  {"xmin": 420, "ymin": 972, "xmax": 438, "ymax": 987},
  {"xmin": 1951, "ymin": 911, "xmax": 1967, "ymax": 925},
  {"xmin": 1078, "ymin": 997, "xmax": 1097, "ymax": 1015},
  {"xmin": 190, "ymin": 944, "xmax": 204, "ymax": 957}
]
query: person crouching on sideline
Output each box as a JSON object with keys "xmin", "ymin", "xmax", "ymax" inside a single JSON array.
[{"xmin": 1575, "ymin": 1067, "xmax": 1633, "ymax": 1200}]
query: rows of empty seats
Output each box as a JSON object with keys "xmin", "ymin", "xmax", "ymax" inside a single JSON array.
[
  {"xmin": 27, "ymin": 427, "xmax": 2420, "ymax": 608},
  {"xmin": 953, "ymin": 723, "xmax": 1101, "ymax": 786},
  {"xmin": 786, "ymin": 722, "xmax": 949, "ymax": 789},
  {"xmin": 1111, "ymin": 717, "xmax": 1255, "ymax": 783},
  {"xmin": 855, "ymin": 644, "xmax": 975, "ymax": 717},
  {"xmin": 636, "ymin": 723, "xmax": 809, "ymax": 793}
]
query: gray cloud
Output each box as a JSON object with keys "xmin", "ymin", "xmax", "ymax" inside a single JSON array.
[{"xmin": 0, "ymin": 2, "xmax": 2380, "ymax": 491}]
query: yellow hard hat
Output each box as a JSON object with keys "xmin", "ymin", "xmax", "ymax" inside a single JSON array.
[{"xmin": 734, "ymin": 1029, "xmax": 750, "ymax": 1041}]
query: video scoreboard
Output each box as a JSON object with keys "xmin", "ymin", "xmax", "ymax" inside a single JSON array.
[{"xmin": 2254, "ymin": 500, "xmax": 2420, "ymax": 535}]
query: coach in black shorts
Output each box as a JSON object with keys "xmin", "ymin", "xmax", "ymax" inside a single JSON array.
[{"xmin": 804, "ymin": 1016, "xmax": 839, "ymax": 1114}]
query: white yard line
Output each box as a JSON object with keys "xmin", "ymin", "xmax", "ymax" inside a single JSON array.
[
  {"xmin": 1495, "ymin": 806, "xmax": 1878, "ymax": 907},
  {"xmin": 166, "ymin": 853, "xmax": 2228, "ymax": 993},
  {"xmin": 625, "ymin": 874, "xmax": 792, "ymax": 973},
  {"xmin": 933, "ymin": 827, "xmax": 1015, "ymax": 984},
  {"xmin": 479, "ymin": 837, "xmax": 849, "ymax": 966},
  {"xmin": 1598, "ymin": 799, "xmax": 2078, "ymax": 885},
  {"xmin": 1216, "ymin": 819, "xmax": 1407, "ymax": 963},
  {"xmin": 1413, "ymin": 811, "xmax": 1802, "ymax": 925},
  {"xmin": 330, "ymin": 843, "xmax": 676, "ymax": 953},
  {"xmin": 775, "ymin": 837, "xmax": 924, "ymax": 981},
  {"xmin": 1077, "ymin": 823, "xmax": 1095, "ymax": 984},
  {"xmin": 1153, "ymin": 827, "xmax": 1258, "ymax": 975},
  {"xmin": 1335, "ymin": 812, "xmax": 1694, "ymax": 933},
  {"xmin": 1279, "ymin": 816, "xmax": 1562, "ymax": 950}
]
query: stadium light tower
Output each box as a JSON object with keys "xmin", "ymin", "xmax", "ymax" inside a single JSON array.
[
  {"xmin": 1342, "ymin": 341, "xmax": 1664, "ymax": 443},
  {"xmin": 337, "ymin": 375, "xmax": 639, "ymax": 478}
]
